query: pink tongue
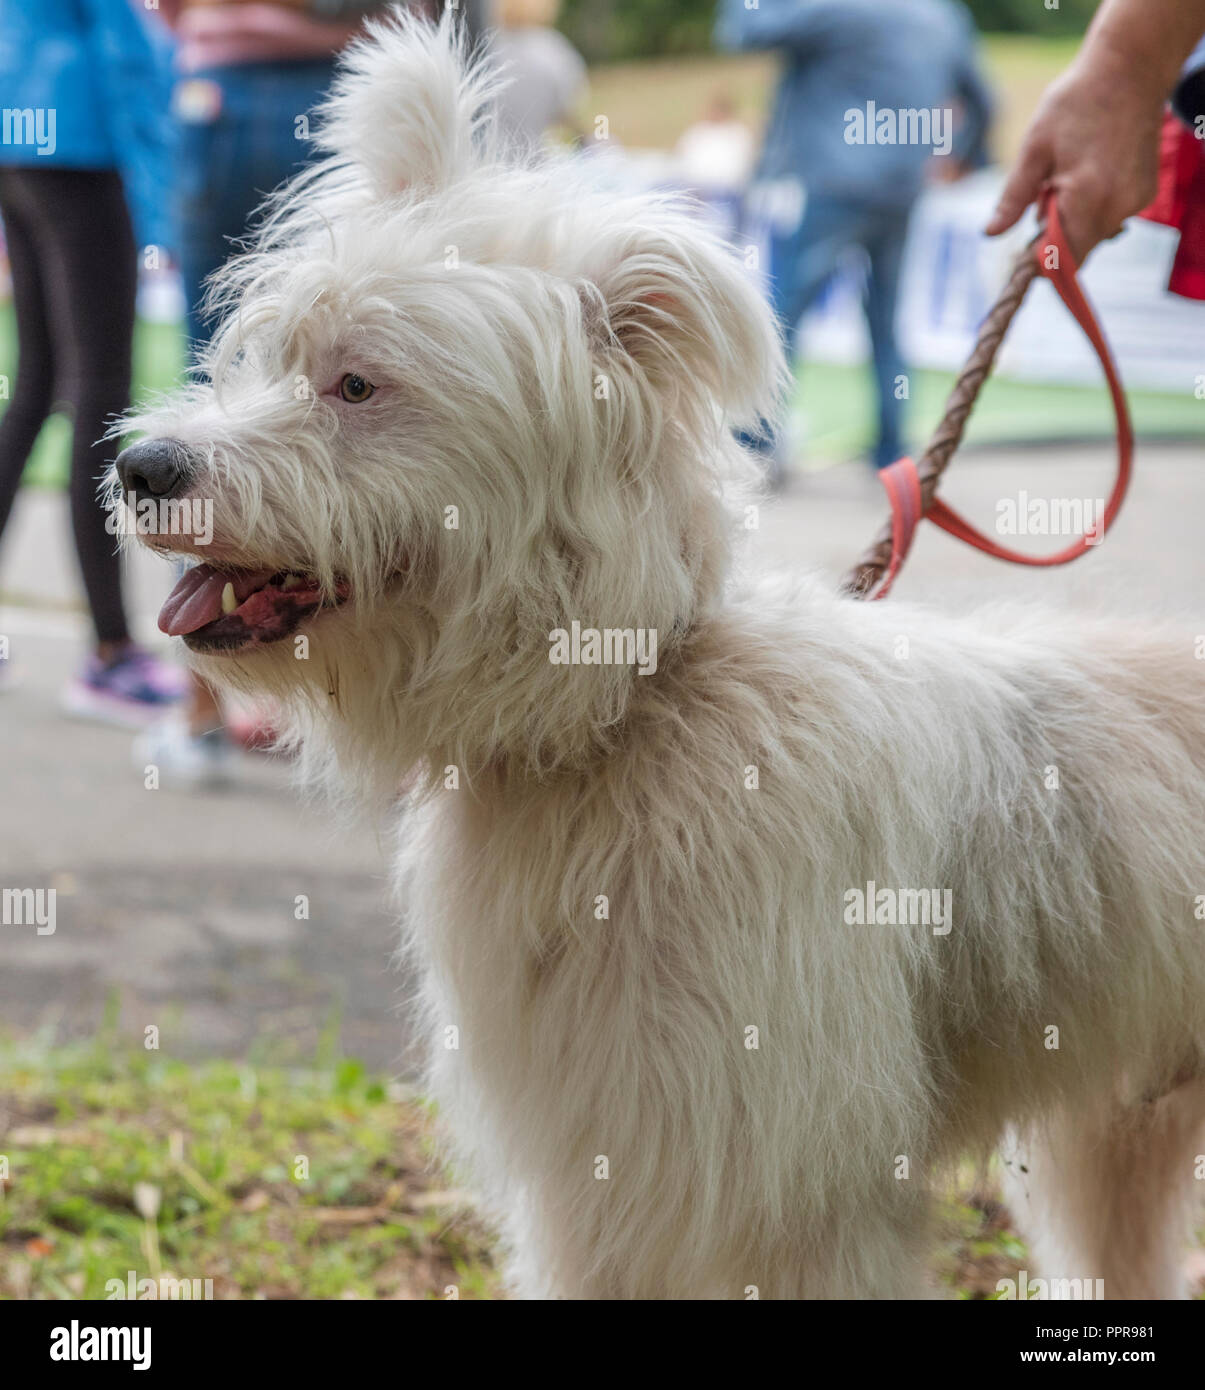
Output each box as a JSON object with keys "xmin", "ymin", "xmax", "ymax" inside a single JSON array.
[{"xmin": 158, "ymin": 563, "xmax": 275, "ymax": 636}]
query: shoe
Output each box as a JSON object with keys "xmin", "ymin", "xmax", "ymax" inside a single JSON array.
[
  {"xmin": 226, "ymin": 700, "xmax": 286, "ymax": 754},
  {"xmin": 132, "ymin": 713, "xmax": 235, "ymax": 789},
  {"xmin": 0, "ymin": 650, "xmax": 14, "ymax": 692},
  {"xmin": 61, "ymin": 647, "xmax": 186, "ymax": 729}
]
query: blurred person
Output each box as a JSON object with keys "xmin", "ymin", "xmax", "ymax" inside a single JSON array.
[
  {"xmin": 163, "ymin": 0, "xmax": 402, "ymax": 349},
  {"xmin": 675, "ymin": 93, "xmax": 756, "ymax": 194},
  {"xmin": 987, "ymin": 0, "xmax": 1205, "ymax": 263},
  {"xmin": 138, "ymin": 0, "xmax": 400, "ymax": 782},
  {"xmin": 674, "ymin": 93, "xmax": 756, "ymax": 236},
  {"xmin": 489, "ymin": 0, "xmax": 586, "ymax": 153},
  {"xmin": 716, "ymin": 0, "xmax": 992, "ymax": 482},
  {"xmin": 0, "ymin": 0, "xmax": 181, "ymax": 717}
]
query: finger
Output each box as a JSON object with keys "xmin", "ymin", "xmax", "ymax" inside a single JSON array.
[
  {"xmin": 1052, "ymin": 173, "xmax": 1120, "ymax": 264},
  {"xmin": 985, "ymin": 141, "xmax": 1052, "ymax": 236},
  {"xmin": 1056, "ymin": 204, "xmax": 1099, "ymax": 265}
]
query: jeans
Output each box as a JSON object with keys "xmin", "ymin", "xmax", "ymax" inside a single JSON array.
[
  {"xmin": 767, "ymin": 193, "xmax": 914, "ymax": 470},
  {"xmin": 174, "ymin": 60, "xmax": 338, "ymax": 352}
]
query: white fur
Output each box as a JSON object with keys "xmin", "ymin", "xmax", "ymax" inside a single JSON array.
[{"xmin": 122, "ymin": 11, "xmax": 1205, "ymax": 1297}]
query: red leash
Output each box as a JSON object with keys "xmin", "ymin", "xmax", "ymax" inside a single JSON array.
[{"xmin": 868, "ymin": 192, "xmax": 1133, "ymax": 600}]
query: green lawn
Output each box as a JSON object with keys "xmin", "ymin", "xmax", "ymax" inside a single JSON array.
[
  {"xmin": 0, "ymin": 1027, "xmax": 1051, "ymax": 1301},
  {"xmin": 0, "ymin": 1041, "xmax": 970, "ymax": 1300},
  {"xmin": 3, "ymin": 1028, "xmax": 1203, "ymax": 1299},
  {"xmin": 792, "ymin": 360, "xmax": 1205, "ymax": 470},
  {"xmin": 0, "ymin": 1027, "xmax": 497, "ymax": 1300}
]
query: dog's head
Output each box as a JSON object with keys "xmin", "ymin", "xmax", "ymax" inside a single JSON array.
[{"xmin": 116, "ymin": 9, "xmax": 784, "ymax": 783}]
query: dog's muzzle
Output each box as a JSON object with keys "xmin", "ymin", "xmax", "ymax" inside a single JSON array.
[{"xmin": 115, "ymin": 437, "xmax": 195, "ymax": 501}]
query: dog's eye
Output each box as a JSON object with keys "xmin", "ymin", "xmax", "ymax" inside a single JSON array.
[{"xmin": 339, "ymin": 373, "xmax": 375, "ymax": 403}]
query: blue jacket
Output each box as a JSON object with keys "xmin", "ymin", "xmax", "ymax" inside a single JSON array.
[
  {"xmin": 716, "ymin": 0, "xmax": 992, "ymax": 208},
  {"xmin": 0, "ymin": 0, "xmax": 174, "ymax": 249}
]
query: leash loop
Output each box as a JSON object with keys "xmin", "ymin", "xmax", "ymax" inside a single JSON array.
[{"xmin": 844, "ymin": 190, "xmax": 1134, "ymax": 600}]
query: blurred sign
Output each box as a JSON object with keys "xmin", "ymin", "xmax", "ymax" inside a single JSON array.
[{"xmin": 787, "ymin": 171, "xmax": 1205, "ymax": 396}]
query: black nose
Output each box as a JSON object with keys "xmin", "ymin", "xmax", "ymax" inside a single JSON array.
[{"xmin": 115, "ymin": 438, "xmax": 194, "ymax": 499}]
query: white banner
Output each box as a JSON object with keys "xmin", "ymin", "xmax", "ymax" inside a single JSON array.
[{"xmin": 793, "ymin": 171, "xmax": 1205, "ymax": 395}]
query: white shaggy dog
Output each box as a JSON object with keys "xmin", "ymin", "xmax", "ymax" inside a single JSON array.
[{"xmin": 115, "ymin": 12, "xmax": 1205, "ymax": 1298}]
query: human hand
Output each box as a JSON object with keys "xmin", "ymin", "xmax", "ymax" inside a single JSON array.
[{"xmin": 985, "ymin": 53, "xmax": 1163, "ymax": 262}]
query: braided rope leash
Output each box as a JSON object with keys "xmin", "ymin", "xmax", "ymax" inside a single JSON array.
[{"xmin": 841, "ymin": 190, "xmax": 1134, "ymax": 601}]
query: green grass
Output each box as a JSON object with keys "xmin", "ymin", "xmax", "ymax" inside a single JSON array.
[
  {"xmin": 3, "ymin": 1028, "xmax": 1201, "ymax": 1299},
  {"xmin": 0, "ymin": 1027, "xmax": 1024, "ymax": 1301},
  {"xmin": 0, "ymin": 1025, "xmax": 497, "ymax": 1300},
  {"xmin": 0, "ymin": 1029, "xmax": 1014, "ymax": 1301},
  {"xmin": 793, "ymin": 360, "xmax": 1205, "ymax": 468}
]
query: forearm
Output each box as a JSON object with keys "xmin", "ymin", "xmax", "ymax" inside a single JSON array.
[
  {"xmin": 1077, "ymin": 0, "xmax": 1205, "ymax": 102},
  {"xmin": 986, "ymin": 0, "xmax": 1205, "ymax": 255}
]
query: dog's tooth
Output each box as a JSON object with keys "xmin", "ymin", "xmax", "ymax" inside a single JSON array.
[
  {"xmin": 281, "ymin": 574, "xmax": 302, "ymax": 591},
  {"xmin": 221, "ymin": 582, "xmax": 238, "ymax": 614}
]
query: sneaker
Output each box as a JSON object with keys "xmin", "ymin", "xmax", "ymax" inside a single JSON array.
[
  {"xmin": 0, "ymin": 646, "xmax": 14, "ymax": 692},
  {"xmin": 61, "ymin": 647, "xmax": 186, "ymax": 729},
  {"xmin": 132, "ymin": 713, "xmax": 235, "ymax": 789},
  {"xmin": 225, "ymin": 700, "xmax": 286, "ymax": 754}
]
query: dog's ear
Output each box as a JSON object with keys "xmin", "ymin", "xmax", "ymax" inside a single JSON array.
[
  {"xmin": 314, "ymin": 8, "xmax": 497, "ymax": 199},
  {"xmin": 583, "ymin": 210, "xmax": 787, "ymax": 431}
]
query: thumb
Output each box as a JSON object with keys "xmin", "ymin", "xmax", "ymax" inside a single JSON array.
[{"xmin": 985, "ymin": 141, "xmax": 1051, "ymax": 236}]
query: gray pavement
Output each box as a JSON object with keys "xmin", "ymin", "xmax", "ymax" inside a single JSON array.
[{"xmin": 1, "ymin": 441, "xmax": 1202, "ymax": 1069}]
